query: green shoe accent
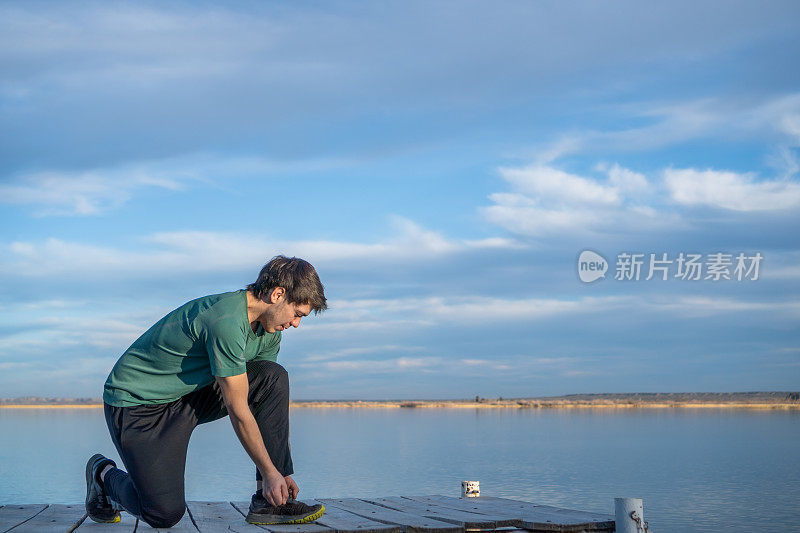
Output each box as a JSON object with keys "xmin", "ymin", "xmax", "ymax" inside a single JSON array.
[{"xmin": 246, "ymin": 495, "xmax": 325, "ymax": 525}]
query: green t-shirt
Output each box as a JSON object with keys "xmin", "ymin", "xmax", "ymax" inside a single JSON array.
[{"xmin": 103, "ymin": 290, "xmax": 281, "ymax": 407}]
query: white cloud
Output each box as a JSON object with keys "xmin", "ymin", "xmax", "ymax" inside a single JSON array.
[
  {"xmin": 485, "ymin": 94, "xmax": 800, "ymax": 238},
  {"xmin": 0, "ymin": 169, "xmax": 184, "ymax": 216},
  {"xmin": 782, "ymin": 114, "xmax": 800, "ymax": 144},
  {"xmin": 296, "ymin": 356, "xmax": 443, "ymax": 374},
  {"xmin": 0, "ymin": 305, "xmax": 152, "ymax": 358},
  {"xmin": 307, "ymin": 293, "xmax": 800, "ymax": 336},
  {"xmin": 149, "ymin": 217, "xmax": 523, "ymax": 265},
  {"xmin": 498, "ymin": 165, "xmax": 620, "ymax": 205},
  {"xmin": 665, "ymin": 168, "xmax": 800, "ymax": 211},
  {"xmin": 524, "ymin": 94, "xmax": 800, "ymax": 167},
  {"xmin": 305, "ymin": 295, "xmax": 630, "ymax": 332},
  {"xmin": 482, "ymin": 202, "xmax": 603, "ymax": 237},
  {"xmin": 299, "ymin": 345, "xmax": 423, "ymax": 363},
  {"xmin": 462, "ymin": 237, "xmax": 527, "ymax": 249},
  {"xmin": 0, "ymin": 154, "xmax": 356, "ymax": 216},
  {"xmin": 4, "ymin": 3, "xmax": 794, "ymax": 99},
  {"xmin": 486, "ymin": 140, "xmax": 799, "ymax": 239},
  {"xmin": 0, "ymin": 218, "xmax": 524, "ymax": 278},
  {"xmin": 649, "ymin": 296, "xmax": 800, "ymax": 317},
  {"xmin": 762, "ymin": 253, "xmax": 800, "ymax": 280},
  {"xmin": 483, "ymin": 162, "xmax": 669, "ymax": 237},
  {"xmin": 459, "ymin": 358, "xmax": 513, "ymax": 371},
  {"xmin": 606, "ymin": 163, "xmax": 649, "ymax": 194}
]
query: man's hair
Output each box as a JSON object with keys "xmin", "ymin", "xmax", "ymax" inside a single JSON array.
[{"xmin": 247, "ymin": 255, "xmax": 327, "ymax": 314}]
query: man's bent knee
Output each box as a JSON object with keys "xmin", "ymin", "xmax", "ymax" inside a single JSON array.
[
  {"xmin": 247, "ymin": 360, "xmax": 288, "ymax": 379},
  {"xmin": 142, "ymin": 505, "xmax": 185, "ymax": 529},
  {"xmin": 247, "ymin": 361, "xmax": 289, "ymax": 392}
]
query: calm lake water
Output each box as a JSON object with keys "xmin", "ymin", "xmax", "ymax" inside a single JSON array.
[{"xmin": 0, "ymin": 407, "xmax": 798, "ymax": 532}]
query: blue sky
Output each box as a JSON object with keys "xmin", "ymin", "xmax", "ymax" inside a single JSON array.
[{"xmin": 1, "ymin": 0, "xmax": 798, "ymax": 399}]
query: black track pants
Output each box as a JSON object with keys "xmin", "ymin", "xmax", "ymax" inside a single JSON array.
[{"xmin": 102, "ymin": 360, "xmax": 293, "ymax": 529}]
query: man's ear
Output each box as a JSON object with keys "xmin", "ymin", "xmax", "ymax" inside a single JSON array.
[{"xmin": 269, "ymin": 287, "xmax": 286, "ymax": 304}]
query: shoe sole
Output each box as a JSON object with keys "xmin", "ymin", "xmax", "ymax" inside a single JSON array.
[
  {"xmin": 85, "ymin": 454, "xmax": 121, "ymax": 524},
  {"xmin": 246, "ymin": 504, "xmax": 325, "ymax": 525}
]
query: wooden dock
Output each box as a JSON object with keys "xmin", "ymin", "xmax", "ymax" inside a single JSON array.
[{"xmin": 0, "ymin": 496, "xmax": 614, "ymax": 533}]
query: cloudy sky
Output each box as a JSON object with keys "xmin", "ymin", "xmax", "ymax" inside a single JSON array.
[{"xmin": 1, "ymin": 0, "xmax": 798, "ymax": 399}]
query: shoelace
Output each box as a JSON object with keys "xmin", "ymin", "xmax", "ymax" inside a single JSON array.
[{"xmin": 265, "ymin": 501, "xmax": 312, "ymax": 515}]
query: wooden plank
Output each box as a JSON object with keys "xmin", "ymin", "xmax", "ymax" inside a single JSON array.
[
  {"xmin": 376, "ymin": 496, "xmax": 520, "ymax": 529},
  {"xmin": 415, "ymin": 497, "xmax": 613, "ymax": 532},
  {"xmin": 306, "ymin": 499, "xmax": 401, "ymax": 533},
  {"xmin": 488, "ymin": 528, "xmax": 614, "ymax": 533},
  {"xmin": 398, "ymin": 496, "xmax": 521, "ymax": 518},
  {"xmin": 411, "ymin": 495, "xmax": 578, "ymax": 517},
  {"xmin": 71, "ymin": 512, "xmax": 137, "ymax": 532},
  {"xmin": 231, "ymin": 502, "xmax": 333, "ymax": 533},
  {"xmin": 319, "ymin": 499, "xmax": 462, "ymax": 533},
  {"xmin": 10, "ymin": 504, "xmax": 84, "ymax": 533},
  {"xmin": 401, "ymin": 496, "xmax": 540, "ymax": 525},
  {"xmin": 362, "ymin": 498, "xmax": 499, "ymax": 530},
  {"xmin": 475, "ymin": 496, "xmax": 611, "ymax": 516},
  {"xmin": 0, "ymin": 499, "xmax": 613, "ymax": 533},
  {"xmin": 0, "ymin": 504, "xmax": 48, "ymax": 532},
  {"xmin": 405, "ymin": 496, "xmax": 607, "ymax": 532},
  {"xmin": 187, "ymin": 501, "xmax": 265, "ymax": 532},
  {"xmin": 144, "ymin": 509, "xmax": 198, "ymax": 532},
  {"xmin": 472, "ymin": 497, "xmax": 613, "ymax": 530}
]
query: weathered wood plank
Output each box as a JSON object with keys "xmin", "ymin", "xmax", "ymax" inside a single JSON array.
[
  {"xmin": 407, "ymin": 497, "xmax": 537, "ymax": 529},
  {"xmin": 406, "ymin": 496, "xmax": 605, "ymax": 532},
  {"xmin": 475, "ymin": 496, "xmax": 611, "ymax": 516},
  {"xmin": 494, "ymin": 527, "xmax": 614, "ymax": 533},
  {"xmin": 398, "ymin": 496, "xmax": 519, "ymax": 518},
  {"xmin": 231, "ymin": 502, "xmax": 333, "ymax": 533},
  {"xmin": 319, "ymin": 499, "xmax": 462, "ymax": 533},
  {"xmin": 471, "ymin": 497, "xmax": 613, "ymax": 530},
  {"xmin": 187, "ymin": 501, "xmax": 265, "ymax": 532},
  {"xmin": 10, "ymin": 504, "xmax": 84, "ymax": 533},
  {"xmin": 0, "ymin": 504, "xmax": 48, "ymax": 532},
  {"xmin": 305, "ymin": 499, "xmax": 400, "ymax": 533},
  {"xmin": 137, "ymin": 509, "xmax": 198, "ymax": 532},
  {"xmin": 375, "ymin": 497, "xmax": 521, "ymax": 529},
  {"xmin": 413, "ymin": 495, "xmax": 555, "ymax": 515},
  {"xmin": 71, "ymin": 512, "xmax": 137, "ymax": 532},
  {"xmin": 0, "ymin": 498, "xmax": 614, "ymax": 533},
  {"xmin": 414, "ymin": 497, "xmax": 612, "ymax": 532},
  {"xmin": 400, "ymin": 496, "xmax": 532, "ymax": 526},
  {"xmin": 363, "ymin": 498, "xmax": 495, "ymax": 530}
]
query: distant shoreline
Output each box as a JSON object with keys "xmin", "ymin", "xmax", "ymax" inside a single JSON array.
[{"xmin": 2, "ymin": 392, "xmax": 798, "ymax": 410}]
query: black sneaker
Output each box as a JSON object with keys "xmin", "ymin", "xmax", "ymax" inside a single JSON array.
[
  {"xmin": 85, "ymin": 453, "xmax": 121, "ymax": 523},
  {"xmin": 246, "ymin": 492, "xmax": 325, "ymax": 525}
]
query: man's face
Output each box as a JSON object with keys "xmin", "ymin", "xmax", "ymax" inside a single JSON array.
[{"xmin": 263, "ymin": 298, "xmax": 312, "ymax": 333}]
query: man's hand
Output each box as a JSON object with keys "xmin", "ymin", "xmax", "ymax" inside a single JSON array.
[
  {"xmin": 285, "ymin": 475, "xmax": 299, "ymax": 499},
  {"xmin": 262, "ymin": 469, "xmax": 289, "ymax": 506}
]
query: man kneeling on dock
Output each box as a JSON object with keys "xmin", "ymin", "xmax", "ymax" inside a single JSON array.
[{"xmin": 85, "ymin": 255, "xmax": 327, "ymax": 528}]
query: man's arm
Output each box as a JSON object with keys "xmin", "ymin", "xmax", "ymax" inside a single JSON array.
[{"xmin": 215, "ymin": 373, "xmax": 289, "ymax": 506}]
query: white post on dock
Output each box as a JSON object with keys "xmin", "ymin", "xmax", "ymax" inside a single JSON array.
[{"xmin": 614, "ymin": 497, "xmax": 647, "ymax": 532}]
